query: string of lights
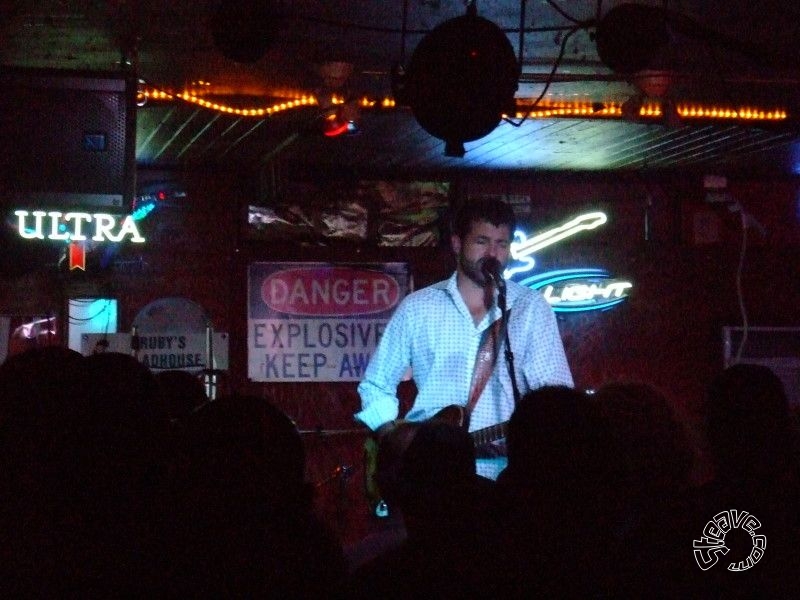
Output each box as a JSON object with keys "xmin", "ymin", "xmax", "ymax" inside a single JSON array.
[{"xmin": 139, "ymin": 84, "xmax": 789, "ymax": 124}]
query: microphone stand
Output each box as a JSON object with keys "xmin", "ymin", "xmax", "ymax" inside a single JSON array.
[{"xmin": 497, "ymin": 282, "xmax": 520, "ymax": 405}]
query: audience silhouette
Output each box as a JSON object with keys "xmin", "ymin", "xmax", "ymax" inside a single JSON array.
[
  {"xmin": 4, "ymin": 347, "xmax": 800, "ymax": 598},
  {"xmin": 73, "ymin": 351, "xmax": 174, "ymax": 594},
  {"xmin": 590, "ymin": 381, "xmax": 698, "ymax": 598},
  {"xmin": 0, "ymin": 347, "xmax": 84, "ymax": 594},
  {"xmin": 167, "ymin": 392, "xmax": 346, "ymax": 598},
  {"xmin": 154, "ymin": 368, "xmax": 209, "ymax": 424},
  {"xmin": 341, "ymin": 419, "xmax": 502, "ymax": 598},
  {"xmin": 496, "ymin": 385, "xmax": 615, "ymax": 598},
  {"xmin": 0, "ymin": 349, "xmax": 172, "ymax": 595},
  {"xmin": 693, "ymin": 363, "xmax": 800, "ymax": 598}
]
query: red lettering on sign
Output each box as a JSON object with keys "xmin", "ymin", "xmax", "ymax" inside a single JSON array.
[{"xmin": 262, "ymin": 267, "xmax": 400, "ymax": 316}]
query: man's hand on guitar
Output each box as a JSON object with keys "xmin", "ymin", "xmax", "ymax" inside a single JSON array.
[{"xmin": 373, "ymin": 419, "xmax": 399, "ymax": 440}]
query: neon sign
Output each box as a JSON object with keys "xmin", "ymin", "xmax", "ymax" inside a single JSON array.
[
  {"xmin": 13, "ymin": 209, "xmax": 146, "ymax": 271},
  {"xmin": 506, "ymin": 211, "xmax": 633, "ymax": 313},
  {"xmin": 520, "ymin": 268, "xmax": 632, "ymax": 312},
  {"xmin": 14, "ymin": 210, "xmax": 145, "ymax": 243},
  {"xmin": 505, "ymin": 211, "xmax": 607, "ymax": 278}
]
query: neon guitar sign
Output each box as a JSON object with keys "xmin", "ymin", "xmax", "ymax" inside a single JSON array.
[{"xmin": 506, "ymin": 211, "xmax": 632, "ymax": 313}]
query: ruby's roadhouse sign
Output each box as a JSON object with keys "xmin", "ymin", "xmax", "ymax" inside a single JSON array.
[{"xmin": 247, "ymin": 262, "xmax": 411, "ymax": 382}]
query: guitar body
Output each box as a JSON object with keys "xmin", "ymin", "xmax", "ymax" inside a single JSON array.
[
  {"xmin": 430, "ymin": 404, "xmax": 468, "ymax": 429},
  {"xmin": 363, "ymin": 405, "xmax": 506, "ymax": 514}
]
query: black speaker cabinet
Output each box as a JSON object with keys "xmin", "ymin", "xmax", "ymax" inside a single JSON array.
[{"xmin": 0, "ymin": 67, "xmax": 136, "ymax": 210}]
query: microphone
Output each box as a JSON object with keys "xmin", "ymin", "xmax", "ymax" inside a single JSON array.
[{"xmin": 480, "ymin": 257, "xmax": 506, "ymax": 291}]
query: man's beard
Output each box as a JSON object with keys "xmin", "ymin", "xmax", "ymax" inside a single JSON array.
[{"xmin": 460, "ymin": 254, "xmax": 493, "ymax": 287}]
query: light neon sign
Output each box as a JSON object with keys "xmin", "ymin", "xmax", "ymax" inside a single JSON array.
[
  {"xmin": 520, "ymin": 268, "xmax": 632, "ymax": 312},
  {"xmin": 506, "ymin": 211, "xmax": 633, "ymax": 313},
  {"xmin": 505, "ymin": 211, "xmax": 607, "ymax": 278}
]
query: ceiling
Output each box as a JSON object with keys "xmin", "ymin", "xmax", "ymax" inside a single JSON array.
[{"xmin": 3, "ymin": 1, "xmax": 800, "ymax": 178}]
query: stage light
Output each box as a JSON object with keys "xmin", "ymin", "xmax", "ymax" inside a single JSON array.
[
  {"xmin": 403, "ymin": 5, "xmax": 519, "ymax": 157},
  {"xmin": 596, "ymin": 3, "xmax": 670, "ymax": 74}
]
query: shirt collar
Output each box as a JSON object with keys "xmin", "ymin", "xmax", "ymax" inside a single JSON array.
[{"xmin": 443, "ymin": 271, "xmax": 506, "ymax": 327}]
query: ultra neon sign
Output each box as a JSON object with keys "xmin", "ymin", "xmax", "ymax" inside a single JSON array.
[
  {"xmin": 14, "ymin": 209, "xmax": 145, "ymax": 271},
  {"xmin": 506, "ymin": 211, "xmax": 633, "ymax": 313},
  {"xmin": 15, "ymin": 210, "xmax": 145, "ymax": 243}
]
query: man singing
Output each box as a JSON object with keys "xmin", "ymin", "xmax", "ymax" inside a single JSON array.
[{"xmin": 356, "ymin": 197, "xmax": 573, "ymax": 481}]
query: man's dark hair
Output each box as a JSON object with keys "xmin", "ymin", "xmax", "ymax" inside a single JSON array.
[{"xmin": 451, "ymin": 197, "xmax": 516, "ymax": 239}]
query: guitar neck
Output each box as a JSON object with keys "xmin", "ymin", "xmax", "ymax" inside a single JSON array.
[
  {"xmin": 471, "ymin": 421, "xmax": 507, "ymax": 447},
  {"xmin": 429, "ymin": 405, "xmax": 507, "ymax": 447}
]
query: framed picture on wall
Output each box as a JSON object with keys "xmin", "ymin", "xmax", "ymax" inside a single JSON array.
[{"xmin": 245, "ymin": 180, "xmax": 449, "ymax": 247}]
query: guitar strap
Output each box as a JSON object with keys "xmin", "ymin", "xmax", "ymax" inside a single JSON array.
[{"xmin": 465, "ymin": 312, "xmax": 507, "ymax": 423}]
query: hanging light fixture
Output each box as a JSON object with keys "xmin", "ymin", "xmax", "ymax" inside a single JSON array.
[
  {"xmin": 402, "ymin": 2, "xmax": 519, "ymax": 157},
  {"xmin": 595, "ymin": 3, "xmax": 670, "ymax": 74}
]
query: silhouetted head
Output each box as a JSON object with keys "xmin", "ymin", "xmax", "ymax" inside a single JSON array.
[
  {"xmin": 706, "ymin": 363, "xmax": 795, "ymax": 481},
  {"xmin": 0, "ymin": 346, "xmax": 84, "ymax": 427},
  {"xmin": 396, "ymin": 420, "xmax": 476, "ymax": 504},
  {"xmin": 180, "ymin": 393, "xmax": 310, "ymax": 516},
  {"xmin": 0, "ymin": 346, "xmax": 85, "ymax": 492},
  {"xmin": 1, "ymin": 350, "xmax": 171, "ymax": 592},
  {"xmin": 503, "ymin": 385, "xmax": 608, "ymax": 492},
  {"xmin": 591, "ymin": 381, "xmax": 692, "ymax": 498},
  {"xmin": 393, "ymin": 419, "xmax": 494, "ymax": 541},
  {"xmin": 154, "ymin": 369, "xmax": 208, "ymax": 422},
  {"xmin": 66, "ymin": 352, "xmax": 171, "ymax": 510}
]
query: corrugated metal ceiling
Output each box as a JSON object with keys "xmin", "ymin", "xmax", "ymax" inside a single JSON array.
[{"xmin": 2, "ymin": 1, "xmax": 800, "ymax": 177}]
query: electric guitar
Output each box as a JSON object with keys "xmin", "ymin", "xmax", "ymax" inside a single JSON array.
[{"xmin": 364, "ymin": 405, "xmax": 508, "ymax": 514}]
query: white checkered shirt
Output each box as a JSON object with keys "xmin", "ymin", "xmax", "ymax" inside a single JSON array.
[{"xmin": 356, "ymin": 271, "xmax": 573, "ymax": 433}]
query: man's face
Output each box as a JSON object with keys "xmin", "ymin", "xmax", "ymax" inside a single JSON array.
[{"xmin": 452, "ymin": 220, "xmax": 512, "ymax": 286}]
